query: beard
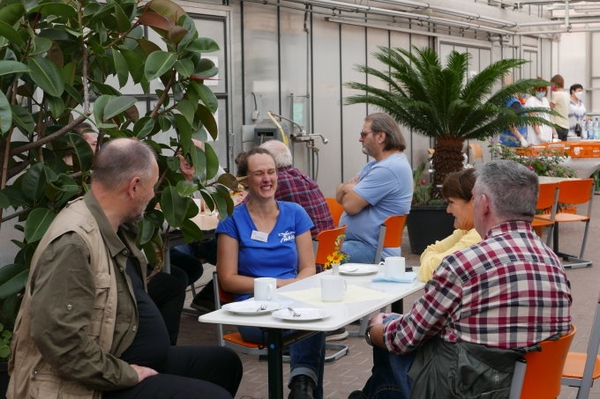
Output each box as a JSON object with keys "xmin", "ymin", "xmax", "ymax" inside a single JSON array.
[{"xmin": 124, "ymin": 200, "xmax": 148, "ymax": 224}]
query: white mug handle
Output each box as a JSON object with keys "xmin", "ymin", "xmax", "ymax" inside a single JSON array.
[{"xmin": 267, "ymin": 284, "xmax": 275, "ymax": 300}]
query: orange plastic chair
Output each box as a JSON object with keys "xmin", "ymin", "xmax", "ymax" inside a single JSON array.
[
  {"xmin": 325, "ymin": 197, "xmax": 344, "ymax": 227},
  {"xmin": 315, "ymin": 225, "xmax": 347, "ymax": 266},
  {"xmin": 212, "ymin": 272, "xmax": 269, "ymax": 356},
  {"xmin": 510, "ymin": 326, "xmax": 576, "ymax": 398},
  {"xmin": 536, "ymin": 178, "xmax": 594, "ymax": 268},
  {"xmin": 562, "ymin": 295, "xmax": 600, "ymax": 399},
  {"xmin": 350, "ymin": 215, "xmax": 408, "ymax": 337},
  {"xmin": 469, "ymin": 142, "xmax": 484, "ymax": 166},
  {"xmin": 531, "ymin": 182, "xmax": 559, "ymax": 245},
  {"xmin": 373, "ymin": 215, "xmax": 408, "ymax": 263}
]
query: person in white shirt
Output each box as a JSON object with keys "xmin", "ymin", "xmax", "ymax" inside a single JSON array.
[
  {"xmin": 524, "ymin": 82, "xmax": 552, "ymax": 144},
  {"xmin": 568, "ymin": 83, "xmax": 587, "ymax": 137}
]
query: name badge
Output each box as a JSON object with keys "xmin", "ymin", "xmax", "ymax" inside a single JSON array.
[{"xmin": 251, "ymin": 230, "xmax": 269, "ymax": 242}]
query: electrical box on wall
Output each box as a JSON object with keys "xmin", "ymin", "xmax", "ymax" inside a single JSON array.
[{"xmin": 254, "ymin": 119, "xmax": 285, "ymax": 146}]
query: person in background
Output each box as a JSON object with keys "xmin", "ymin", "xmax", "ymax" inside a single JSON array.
[
  {"xmin": 174, "ymin": 138, "xmax": 248, "ymax": 313},
  {"xmin": 218, "ymin": 147, "xmax": 326, "ymax": 399},
  {"xmin": 524, "ymin": 80, "xmax": 553, "ymax": 144},
  {"xmin": 259, "ymin": 140, "xmax": 334, "ymax": 239},
  {"xmin": 569, "ymin": 83, "xmax": 587, "ymax": 137},
  {"xmin": 336, "ymin": 113, "xmax": 412, "ymax": 263},
  {"xmin": 76, "ymin": 122, "xmax": 99, "ymax": 153},
  {"xmin": 499, "ymin": 75, "xmax": 529, "ymax": 147},
  {"xmin": 349, "ymin": 160, "xmax": 571, "ymax": 399},
  {"xmin": 417, "ymin": 168, "xmax": 481, "ymax": 282},
  {"xmin": 550, "ymin": 74, "xmax": 570, "ymax": 141},
  {"xmin": 8, "ymin": 138, "xmax": 243, "ymax": 399}
]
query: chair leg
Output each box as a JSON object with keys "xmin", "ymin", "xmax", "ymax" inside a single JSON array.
[
  {"xmin": 553, "ymin": 222, "xmax": 593, "ymax": 269},
  {"xmin": 324, "ymin": 343, "xmax": 349, "ymax": 363}
]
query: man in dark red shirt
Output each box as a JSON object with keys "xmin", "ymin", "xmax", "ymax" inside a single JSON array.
[{"xmin": 260, "ymin": 140, "xmax": 334, "ymax": 239}]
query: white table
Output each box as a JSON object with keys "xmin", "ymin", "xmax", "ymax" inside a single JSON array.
[{"xmin": 198, "ymin": 270, "xmax": 425, "ymax": 399}]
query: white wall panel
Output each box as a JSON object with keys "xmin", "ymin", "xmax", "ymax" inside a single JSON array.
[
  {"xmin": 340, "ymin": 23, "xmax": 369, "ymax": 183},
  {"xmin": 311, "ymin": 15, "xmax": 343, "ymax": 195}
]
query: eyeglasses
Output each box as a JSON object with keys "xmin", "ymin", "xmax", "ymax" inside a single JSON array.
[
  {"xmin": 249, "ymin": 169, "xmax": 277, "ymax": 178},
  {"xmin": 359, "ymin": 131, "xmax": 373, "ymax": 138}
]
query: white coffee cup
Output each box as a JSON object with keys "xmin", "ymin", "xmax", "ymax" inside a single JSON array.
[
  {"xmin": 254, "ymin": 277, "xmax": 276, "ymax": 301},
  {"xmin": 321, "ymin": 275, "xmax": 347, "ymax": 302},
  {"xmin": 379, "ymin": 256, "xmax": 405, "ymax": 279}
]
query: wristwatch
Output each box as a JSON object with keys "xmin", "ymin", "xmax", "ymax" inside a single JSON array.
[{"xmin": 364, "ymin": 324, "xmax": 377, "ymax": 346}]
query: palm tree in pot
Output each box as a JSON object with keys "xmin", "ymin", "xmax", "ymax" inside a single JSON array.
[
  {"xmin": 345, "ymin": 46, "xmax": 553, "ymax": 253},
  {"xmin": 345, "ymin": 45, "xmax": 553, "ymax": 187}
]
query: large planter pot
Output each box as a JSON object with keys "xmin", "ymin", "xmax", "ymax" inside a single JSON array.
[{"xmin": 406, "ymin": 205, "xmax": 455, "ymax": 255}]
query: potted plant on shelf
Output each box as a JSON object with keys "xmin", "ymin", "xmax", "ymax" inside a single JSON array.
[
  {"xmin": 345, "ymin": 46, "xmax": 554, "ymax": 253},
  {"xmin": 0, "ymin": 0, "xmax": 236, "ymax": 389}
]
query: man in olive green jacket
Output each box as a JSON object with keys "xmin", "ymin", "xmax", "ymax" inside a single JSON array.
[{"xmin": 8, "ymin": 138, "xmax": 242, "ymax": 399}]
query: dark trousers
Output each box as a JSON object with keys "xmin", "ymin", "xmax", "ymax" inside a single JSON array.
[
  {"xmin": 103, "ymin": 346, "xmax": 243, "ymax": 399},
  {"xmin": 147, "ymin": 272, "xmax": 186, "ymax": 345},
  {"xmin": 556, "ymin": 126, "xmax": 569, "ymax": 141}
]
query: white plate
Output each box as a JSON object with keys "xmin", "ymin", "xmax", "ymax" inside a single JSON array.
[
  {"xmin": 339, "ymin": 263, "xmax": 379, "ymax": 276},
  {"xmin": 271, "ymin": 308, "xmax": 329, "ymax": 322},
  {"xmin": 222, "ymin": 301, "xmax": 281, "ymax": 315}
]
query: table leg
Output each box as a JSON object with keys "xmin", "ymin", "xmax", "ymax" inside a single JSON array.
[
  {"xmin": 266, "ymin": 329, "xmax": 285, "ymax": 399},
  {"xmin": 391, "ymin": 299, "xmax": 404, "ymax": 313},
  {"xmin": 265, "ymin": 329, "xmax": 320, "ymax": 399}
]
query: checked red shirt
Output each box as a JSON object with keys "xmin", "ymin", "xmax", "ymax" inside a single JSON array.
[
  {"xmin": 275, "ymin": 166, "xmax": 334, "ymax": 239},
  {"xmin": 384, "ymin": 220, "xmax": 572, "ymax": 353}
]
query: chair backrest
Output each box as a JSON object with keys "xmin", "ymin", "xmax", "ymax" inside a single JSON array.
[
  {"xmin": 557, "ymin": 178, "xmax": 595, "ymax": 215},
  {"xmin": 537, "ymin": 182, "xmax": 560, "ymax": 212},
  {"xmin": 510, "ymin": 326, "xmax": 576, "ymax": 399},
  {"xmin": 562, "ymin": 294, "xmax": 600, "ymax": 398},
  {"xmin": 373, "ymin": 215, "xmax": 407, "ymax": 263},
  {"xmin": 325, "ymin": 197, "xmax": 344, "ymax": 226},
  {"xmin": 212, "ymin": 271, "xmax": 232, "ymax": 346},
  {"xmin": 315, "ymin": 225, "xmax": 347, "ymax": 265},
  {"xmin": 469, "ymin": 143, "xmax": 483, "ymax": 162}
]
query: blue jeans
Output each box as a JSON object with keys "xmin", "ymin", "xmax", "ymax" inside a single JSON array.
[
  {"xmin": 342, "ymin": 240, "xmax": 401, "ymax": 264},
  {"xmin": 239, "ymin": 326, "xmax": 325, "ymax": 399},
  {"xmin": 358, "ymin": 315, "xmax": 415, "ymax": 399},
  {"xmin": 342, "ymin": 240, "xmax": 377, "ymax": 264}
]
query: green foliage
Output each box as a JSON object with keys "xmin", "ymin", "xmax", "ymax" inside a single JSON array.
[
  {"xmin": 0, "ymin": 321, "xmax": 12, "ymax": 362},
  {"xmin": 490, "ymin": 143, "xmax": 577, "ymax": 178},
  {"xmin": 345, "ymin": 46, "xmax": 556, "ymax": 185},
  {"xmin": 0, "ymin": 0, "xmax": 236, "ymax": 333},
  {"xmin": 411, "ymin": 162, "xmax": 446, "ymax": 206}
]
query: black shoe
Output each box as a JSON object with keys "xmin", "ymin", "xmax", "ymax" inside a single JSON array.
[
  {"xmin": 288, "ymin": 375, "xmax": 315, "ymax": 399},
  {"xmin": 326, "ymin": 327, "xmax": 349, "ymax": 341},
  {"xmin": 348, "ymin": 390, "xmax": 365, "ymax": 399},
  {"xmin": 190, "ymin": 298, "xmax": 215, "ymax": 313}
]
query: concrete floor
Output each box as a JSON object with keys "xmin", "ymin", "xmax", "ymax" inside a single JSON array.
[{"xmin": 178, "ymin": 199, "xmax": 600, "ymax": 399}]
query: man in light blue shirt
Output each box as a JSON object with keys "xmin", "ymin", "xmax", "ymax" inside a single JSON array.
[{"xmin": 336, "ymin": 113, "xmax": 413, "ymax": 263}]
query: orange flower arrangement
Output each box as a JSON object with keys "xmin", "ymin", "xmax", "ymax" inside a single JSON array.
[{"xmin": 323, "ymin": 234, "xmax": 349, "ymax": 270}]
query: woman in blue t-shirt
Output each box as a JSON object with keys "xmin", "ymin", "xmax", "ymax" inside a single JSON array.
[{"xmin": 217, "ymin": 147, "xmax": 325, "ymax": 399}]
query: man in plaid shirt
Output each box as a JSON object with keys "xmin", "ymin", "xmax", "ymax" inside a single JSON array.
[
  {"xmin": 350, "ymin": 160, "xmax": 572, "ymax": 399},
  {"xmin": 260, "ymin": 140, "xmax": 334, "ymax": 238}
]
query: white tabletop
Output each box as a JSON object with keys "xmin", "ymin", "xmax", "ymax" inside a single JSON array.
[{"xmin": 198, "ymin": 269, "xmax": 425, "ymax": 331}]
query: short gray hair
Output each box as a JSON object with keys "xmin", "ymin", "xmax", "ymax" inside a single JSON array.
[
  {"xmin": 259, "ymin": 140, "xmax": 292, "ymax": 168},
  {"xmin": 93, "ymin": 138, "xmax": 156, "ymax": 190},
  {"xmin": 475, "ymin": 160, "xmax": 538, "ymax": 221}
]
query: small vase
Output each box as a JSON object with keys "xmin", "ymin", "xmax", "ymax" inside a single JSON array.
[{"xmin": 331, "ymin": 263, "xmax": 340, "ymax": 275}]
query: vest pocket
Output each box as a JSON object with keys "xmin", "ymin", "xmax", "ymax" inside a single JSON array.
[
  {"xmin": 88, "ymin": 272, "xmax": 112, "ymax": 338},
  {"xmin": 30, "ymin": 370, "xmax": 96, "ymax": 398}
]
